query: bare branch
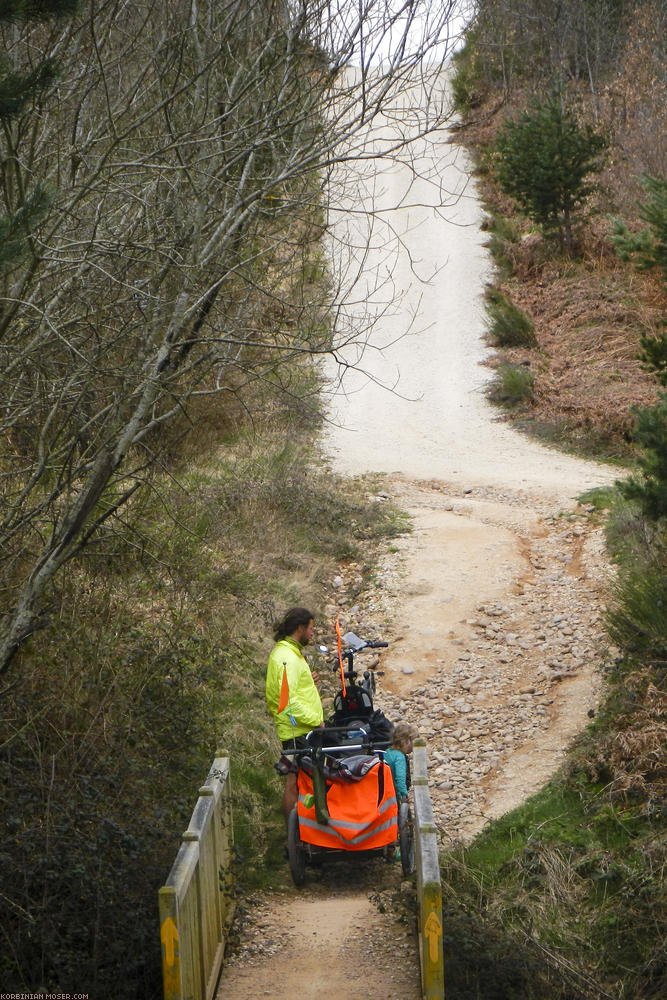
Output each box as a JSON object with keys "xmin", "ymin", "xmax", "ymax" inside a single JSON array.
[{"xmin": 0, "ymin": 0, "xmax": 465, "ymax": 672}]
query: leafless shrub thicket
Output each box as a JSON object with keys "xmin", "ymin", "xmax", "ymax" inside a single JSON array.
[{"xmin": 0, "ymin": 0, "xmax": 461, "ymax": 673}]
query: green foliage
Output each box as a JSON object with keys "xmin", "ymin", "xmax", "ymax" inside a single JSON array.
[
  {"xmin": 0, "ymin": 55, "xmax": 58, "ymax": 117},
  {"xmin": 607, "ymin": 563, "xmax": 667, "ymax": 660},
  {"xmin": 442, "ymin": 746, "xmax": 665, "ymax": 999},
  {"xmin": 0, "ymin": 2, "xmax": 76, "ymax": 272},
  {"xmin": 494, "ymin": 90, "xmax": 607, "ymax": 251},
  {"xmin": 612, "ymin": 175, "xmax": 667, "ymax": 392},
  {"xmin": 0, "ymin": 184, "xmax": 52, "ymax": 268},
  {"xmin": 617, "ymin": 392, "xmax": 667, "ymax": 521},
  {"xmin": 0, "ymin": 1, "xmax": 79, "ymax": 19},
  {"xmin": 605, "ymin": 472, "xmax": 666, "ymax": 663},
  {"xmin": 451, "ymin": 31, "xmax": 485, "ymax": 114},
  {"xmin": 481, "ymin": 213, "xmax": 520, "ymax": 279},
  {"xmin": 484, "ymin": 286, "xmax": 537, "ymax": 347},
  {"xmin": 0, "ymin": 401, "xmax": 409, "ymax": 992},
  {"xmin": 638, "ymin": 329, "xmax": 667, "ymax": 386},
  {"xmin": 441, "ymin": 895, "xmax": 568, "ymax": 1000},
  {"xmin": 611, "ymin": 174, "xmax": 667, "ymax": 283},
  {"xmin": 577, "ymin": 485, "xmax": 619, "ymax": 511},
  {"xmin": 487, "ymin": 362, "xmax": 535, "ymax": 407},
  {"xmin": 0, "ymin": 609, "xmax": 215, "ymax": 995}
]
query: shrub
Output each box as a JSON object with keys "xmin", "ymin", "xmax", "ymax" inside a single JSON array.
[
  {"xmin": 612, "ymin": 175, "xmax": 667, "ymax": 391},
  {"xmin": 617, "ymin": 392, "xmax": 667, "ymax": 521},
  {"xmin": 451, "ymin": 32, "xmax": 485, "ymax": 114},
  {"xmin": 611, "ymin": 173, "xmax": 667, "ymax": 282},
  {"xmin": 638, "ymin": 331, "xmax": 667, "ymax": 387},
  {"xmin": 487, "ymin": 363, "xmax": 535, "ymax": 407},
  {"xmin": 494, "ymin": 89, "xmax": 607, "ymax": 252},
  {"xmin": 607, "ymin": 564, "xmax": 667, "ymax": 660},
  {"xmin": 484, "ymin": 286, "xmax": 537, "ymax": 347},
  {"xmin": 481, "ymin": 215, "xmax": 520, "ymax": 279}
]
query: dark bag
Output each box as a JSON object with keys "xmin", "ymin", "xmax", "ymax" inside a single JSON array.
[{"xmin": 368, "ymin": 708, "xmax": 393, "ymax": 742}]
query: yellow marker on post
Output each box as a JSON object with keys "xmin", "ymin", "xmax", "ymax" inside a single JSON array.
[
  {"xmin": 160, "ymin": 911, "xmax": 181, "ymax": 999},
  {"xmin": 424, "ymin": 909, "xmax": 442, "ymax": 964}
]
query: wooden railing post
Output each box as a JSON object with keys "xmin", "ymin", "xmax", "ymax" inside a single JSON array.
[
  {"xmin": 413, "ymin": 738, "xmax": 445, "ymax": 999},
  {"xmin": 158, "ymin": 753, "xmax": 235, "ymax": 1000}
]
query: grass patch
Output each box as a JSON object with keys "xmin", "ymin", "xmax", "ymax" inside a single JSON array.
[
  {"xmin": 441, "ymin": 650, "xmax": 666, "ymax": 1000},
  {"xmin": 511, "ymin": 415, "xmax": 637, "ymax": 464},
  {"xmin": 578, "ymin": 485, "xmax": 620, "ymax": 510},
  {"xmin": 487, "ymin": 362, "xmax": 535, "ymax": 407},
  {"xmin": 481, "ymin": 214, "xmax": 520, "ymax": 279},
  {"xmin": 484, "ymin": 285, "xmax": 537, "ymax": 347}
]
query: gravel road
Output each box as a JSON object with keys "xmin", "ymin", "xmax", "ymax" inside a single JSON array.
[{"xmin": 217, "ymin": 65, "xmax": 616, "ymax": 1000}]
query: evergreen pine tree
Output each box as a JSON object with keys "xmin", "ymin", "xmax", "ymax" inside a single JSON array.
[
  {"xmin": 494, "ymin": 89, "xmax": 607, "ymax": 252},
  {"xmin": 618, "ymin": 393, "xmax": 667, "ymax": 522},
  {"xmin": 612, "ymin": 174, "xmax": 667, "ymax": 282}
]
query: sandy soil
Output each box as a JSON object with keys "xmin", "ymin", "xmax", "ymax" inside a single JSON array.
[
  {"xmin": 218, "ymin": 868, "xmax": 422, "ymax": 1000},
  {"xmin": 216, "ymin": 66, "xmax": 616, "ymax": 1000}
]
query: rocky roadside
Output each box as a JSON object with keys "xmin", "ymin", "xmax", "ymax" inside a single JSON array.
[{"xmin": 320, "ymin": 476, "xmax": 615, "ymax": 845}]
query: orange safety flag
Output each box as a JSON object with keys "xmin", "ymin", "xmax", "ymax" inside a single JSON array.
[
  {"xmin": 277, "ymin": 665, "xmax": 290, "ymax": 714},
  {"xmin": 335, "ymin": 615, "xmax": 346, "ymax": 698},
  {"xmin": 296, "ymin": 762, "xmax": 397, "ymax": 851}
]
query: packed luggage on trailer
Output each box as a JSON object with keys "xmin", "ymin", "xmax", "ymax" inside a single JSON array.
[{"xmin": 276, "ymin": 630, "xmax": 415, "ymax": 885}]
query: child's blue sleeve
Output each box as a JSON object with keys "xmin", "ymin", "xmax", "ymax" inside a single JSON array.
[
  {"xmin": 394, "ymin": 752, "xmax": 408, "ymax": 797},
  {"xmin": 387, "ymin": 749, "xmax": 408, "ymax": 798}
]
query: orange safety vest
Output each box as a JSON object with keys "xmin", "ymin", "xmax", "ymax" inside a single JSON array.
[{"xmin": 296, "ymin": 760, "xmax": 398, "ymax": 850}]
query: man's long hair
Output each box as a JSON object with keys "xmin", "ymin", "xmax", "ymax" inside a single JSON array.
[{"xmin": 273, "ymin": 606, "xmax": 313, "ymax": 642}]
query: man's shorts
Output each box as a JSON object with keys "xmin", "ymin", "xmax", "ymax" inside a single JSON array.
[{"xmin": 281, "ymin": 735, "xmax": 309, "ymax": 752}]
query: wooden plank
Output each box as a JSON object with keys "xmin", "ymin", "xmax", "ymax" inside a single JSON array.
[
  {"xmin": 158, "ymin": 887, "xmax": 182, "ymax": 1000},
  {"xmin": 412, "ymin": 739, "xmax": 445, "ymax": 1000},
  {"xmin": 179, "ymin": 851, "xmax": 204, "ymax": 1000},
  {"xmin": 159, "ymin": 755, "xmax": 234, "ymax": 1000},
  {"xmin": 159, "ymin": 839, "xmax": 203, "ymax": 1000}
]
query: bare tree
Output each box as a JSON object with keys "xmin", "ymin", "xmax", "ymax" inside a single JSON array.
[
  {"xmin": 0, "ymin": 0, "xmax": 461, "ymax": 673},
  {"xmin": 469, "ymin": 0, "xmax": 637, "ymax": 98}
]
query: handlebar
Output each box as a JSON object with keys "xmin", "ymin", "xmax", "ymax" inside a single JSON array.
[
  {"xmin": 281, "ymin": 741, "xmax": 390, "ymax": 755},
  {"xmin": 281, "ymin": 726, "xmax": 391, "ymax": 756},
  {"xmin": 332, "ymin": 633, "xmax": 388, "ymax": 674},
  {"xmin": 340, "ymin": 631, "xmax": 388, "ymax": 653}
]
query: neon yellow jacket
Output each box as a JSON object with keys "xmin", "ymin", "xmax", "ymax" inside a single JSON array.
[{"xmin": 265, "ymin": 637, "xmax": 323, "ymax": 740}]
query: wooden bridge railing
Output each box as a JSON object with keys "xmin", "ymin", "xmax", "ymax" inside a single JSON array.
[
  {"xmin": 158, "ymin": 752, "xmax": 234, "ymax": 1000},
  {"xmin": 158, "ymin": 741, "xmax": 443, "ymax": 1000},
  {"xmin": 413, "ymin": 737, "xmax": 445, "ymax": 999}
]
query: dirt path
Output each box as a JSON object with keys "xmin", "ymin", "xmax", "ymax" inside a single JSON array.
[
  {"xmin": 363, "ymin": 475, "xmax": 612, "ymax": 844},
  {"xmin": 217, "ymin": 64, "xmax": 616, "ymax": 999},
  {"xmin": 217, "ymin": 863, "xmax": 421, "ymax": 1000},
  {"xmin": 216, "ymin": 474, "xmax": 613, "ymax": 1000}
]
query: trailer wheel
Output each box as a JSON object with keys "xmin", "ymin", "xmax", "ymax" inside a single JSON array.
[
  {"xmin": 398, "ymin": 801, "xmax": 415, "ymax": 876},
  {"xmin": 287, "ymin": 807, "xmax": 306, "ymax": 886}
]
